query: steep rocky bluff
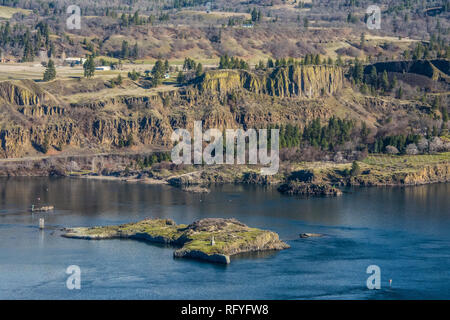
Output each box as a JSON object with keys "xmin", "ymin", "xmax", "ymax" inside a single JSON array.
[
  {"xmin": 0, "ymin": 66, "xmax": 431, "ymax": 158},
  {"xmin": 195, "ymin": 65, "xmax": 344, "ymax": 98},
  {"xmin": 0, "ymin": 80, "xmax": 46, "ymax": 106}
]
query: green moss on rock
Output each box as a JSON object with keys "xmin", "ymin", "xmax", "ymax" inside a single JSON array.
[{"xmin": 63, "ymin": 218, "xmax": 289, "ymax": 264}]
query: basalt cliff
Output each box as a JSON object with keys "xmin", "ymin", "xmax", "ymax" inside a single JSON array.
[{"xmin": 0, "ymin": 64, "xmax": 433, "ymax": 160}]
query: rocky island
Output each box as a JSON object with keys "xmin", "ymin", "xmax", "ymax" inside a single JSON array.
[
  {"xmin": 62, "ymin": 218, "xmax": 289, "ymax": 264},
  {"xmin": 278, "ymin": 181, "xmax": 343, "ymax": 197}
]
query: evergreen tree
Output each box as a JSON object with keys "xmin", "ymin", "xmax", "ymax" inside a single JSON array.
[
  {"xmin": 195, "ymin": 63, "xmax": 203, "ymax": 77},
  {"xmin": 151, "ymin": 59, "xmax": 165, "ymax": 86},
  {"xmin": 314, "ymin": 54, "xmax": 321, "ymax": 65},
  {"xmin": 177, "ymin": 71, "xmax": 185, "ymax": 84},
  {"xmin": 441, "ymin": 107, "xmax": 449, "ymax": 122},
  {"xmin": 43, "ymin": 59, "xmax": 56, "ymax": 81},
  {"xmin": 132, "ymin": 42, "xmax": 139, "ymax": 59},
  {"xmin": 83, "ymin": 55, "xmax": 95, "ymax": 78},
  {"xmin": 251, "ymin": 8, "xmax": 259, "ymax": 22},
  {"xmin": 350, "ymin": 161, "xmax": 361, "ymax": 176},
  {"xmin": 116, "ymin": 74, "xmax": 123, "ymax": 85},
  {"xmin": 303, "ymin": 17, "xmax": 309, "ymax": 29},
  {"xmin": 121, "ymin": 40, "xmax": 129, "ymax": 59},
  {"xmin": 351, "ymin": 58, "xmax": 364, "ymax": 83},
  {"xmin": 22, "ymin": 31, "xmax": 34, "ymax": 62},
  {"xmin": 360, "ymin": 32, "xmax": 366, "ymax": 48},
  {"xmin": 164, "ymin": 59, "xmax": 170, "ymax": 73}
]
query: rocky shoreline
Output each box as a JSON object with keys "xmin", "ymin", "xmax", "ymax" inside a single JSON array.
[
  {"xmin": 62, "ymin": 218, "xmax": 290, "ymax": 264},
  {"xmin": 1, "ymin": 152, "xmax": 449, "ymax": 197}
]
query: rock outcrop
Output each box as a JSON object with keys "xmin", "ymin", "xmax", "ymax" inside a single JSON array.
[
  {"xmin": 0, "ymin": 80, "xmax": 47, "ymax": 106},
  {"xmin": 62, "ymin": 218, "xmax": 289, "ymax": 264},
  {"xmin": 195, "ymin": 65, "xmax": 344, "ymax": 98},
  {"xmin": 0, "ymin": 63, "xmax": 438, "ymax": 160},
  {"xmin": 278, "ymin": 181, "xmax": 343, "ymax": 196}
]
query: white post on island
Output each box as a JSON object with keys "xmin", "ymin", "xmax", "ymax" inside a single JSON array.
[{"xmin": 39, "ymin": 218, "xmax": 45, "ymax": 230}]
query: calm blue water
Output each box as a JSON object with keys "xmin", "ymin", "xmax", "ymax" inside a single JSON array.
[{"xmin": 0, "ymin": 177, "xmax": 449, "ymax": 299}]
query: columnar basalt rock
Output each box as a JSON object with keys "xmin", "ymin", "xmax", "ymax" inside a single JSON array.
[{"xmin": 196, "ymin": 66, "xmax": 344, "ymax": 98}]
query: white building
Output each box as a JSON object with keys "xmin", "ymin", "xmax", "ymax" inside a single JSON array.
[
  {"xmin": 65, "ymin": 57, "xmax": 86, "ymax": 65},
  {"xmin": 95, "ymin": 66, "xmax": 111, "ymax": 71}
]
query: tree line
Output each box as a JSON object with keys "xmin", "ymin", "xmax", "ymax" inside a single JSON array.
[
  {"xmin": 0, "ymin": 21, "xmax": 54, "ymax": 62},
  {"xmin": 271, "ymin": 117, "xmax": 356, "ymax": 151}
]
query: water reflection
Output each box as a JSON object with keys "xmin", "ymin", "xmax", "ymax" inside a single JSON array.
[{"xmin": 0, "ymin": 178, "xmax": 449, "ymax": 237}]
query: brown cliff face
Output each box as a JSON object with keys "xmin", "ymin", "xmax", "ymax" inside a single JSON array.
[
  {"xmin": 195, "ymin": 65, "xmax": 344, "ymax": 98},
  {"xmin": 0, "ymin": 80, "xmax": 46, "ymax": 106},
  {"xmin": 0, "ymin": 65, "xmax": 430, "ymax": 159},
  {"xmin": 401, "ymin": 163, "xmax": 450, "ymax": 185}
]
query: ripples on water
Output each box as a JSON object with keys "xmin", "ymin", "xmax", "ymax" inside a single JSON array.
[{"xmin": 0, "ymin": 177, "xmax": 449, "ymax": 299}]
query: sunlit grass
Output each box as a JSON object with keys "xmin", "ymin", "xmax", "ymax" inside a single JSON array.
[{"xmin": 0, "ymin": 5, "xmax": 31, "ymax": 19}]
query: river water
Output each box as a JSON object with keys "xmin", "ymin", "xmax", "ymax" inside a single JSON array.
[{"xmin": 0, "ymin": 177, "xmax": 449, "ymax": 299}]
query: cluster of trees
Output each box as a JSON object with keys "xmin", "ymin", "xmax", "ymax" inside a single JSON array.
[
  {"xmin": 127, "ymin": 69, "xmax": 141, "ymax": 80},
  {"xmin": 256, "ymin": 55, "xmax": 337, "ymax": 71},
  {"xmin": 302, "ymin": 54, "xmax": 325, "ymax": 65},
  {"xmin": 151, "ymin": 59, "xmax": 171, "ymax": 86},
  {"xmin": 265, "ymin": 57, "xmax": 298, "ymax": 68},
  {"xmin": 371, "ymin": 134, "xmax": 421, "ymax": 154},
  {"xmin": 120, "ymin": 11, "xmax": 148, "ymax": 27},
  {"xmin": 182, "ymin": 57, "xmax": 197, "ymax": 71},
  {"xmin": 110, "ymin": 74, "xmax": 123, "ymax": 87},
  {"xmin": 275, "ymin": 117, "xmax": 356, "ymax": 151},
  {"xmin": 350, "ymin": 60, "xmax": 396, "ymax": 95},
  {"xmin": 302, "ymin": 117, "xmax": 355, "ymax": 151},
  {"xmin": 219, "ymin": 55, "xmax": 249, "ymax": 70},
  {"xmin": 403, "ymin": 35, "xmax": 450, "ymax": 60},
  {"xmin": 276, "ymin": 117, "xmax": 448, "ymax": 157},
  {"xmin": 250, "ymin": 8, "xmax": 262, "ymax": 22},
  {"xmin": 178, "ymin": 57, "xmax": 203, "ymax": 83},
  {"xmin": 172, "ymin": 0, "xmax": 209, "ymax": 9},
  {"xmin": 278, "ymin": 124, "xmax": 302, "ymax": 148},
  {"xmin": 119, "ymin": 40, "xmax": 139, "ymax": 59},
  {"xmin": 349, "ymin": 58, "xmax": 365, "ymax": 84},
  {"xmin": 372, "ymin": 135, "xmax": 449, "ymax": 155},
  {"xmin": 431, "ymin": 96, "xmax": 449, "ymax": 122},
  {"xmin": 360, "ymin": 67, "xmax": 394, "ymax": 94},
  {"xmin": 136, "ymin": 152, "xmax": 171, "ymax": 168},
  {"xmin": 0, "ymin": 21, "xmax": 54, "ymax": 62},
  {"xmin": 117, "ymin": 134, "xmax": 134, "ymax": 147},
  {"xmin": 341, "ymin": 161, "xmax": 361, "ymax": 177},
  {"xmin": 227, "ymin": 17, "xmax": 242, "ymax": 27}
]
